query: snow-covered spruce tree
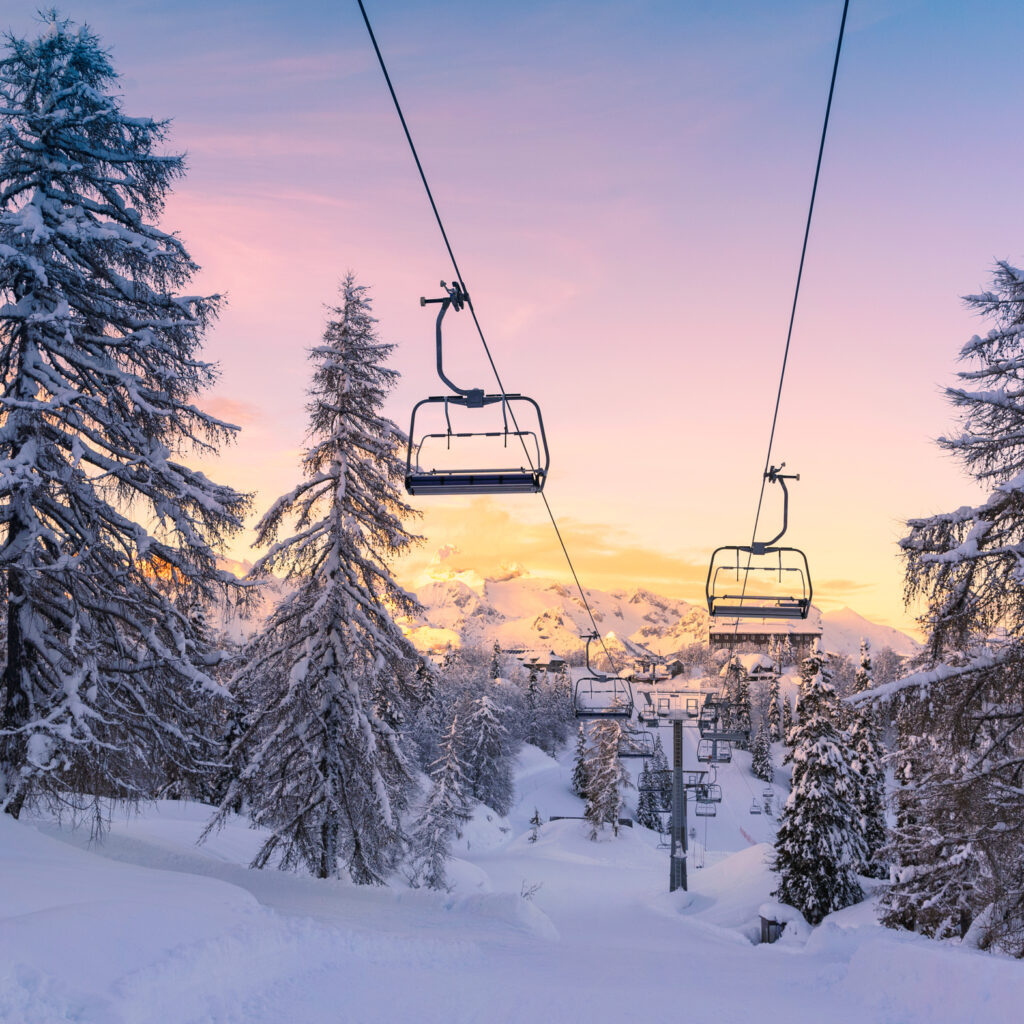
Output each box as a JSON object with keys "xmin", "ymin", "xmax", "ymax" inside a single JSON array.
[
  {"xmin": 460, "ymin": 693, "xmax": 514, "ymax": 816},
  {"xmin": 773, "ymin": 647, "xmax": 864, "ymax": 924},
  {"xmin": 874, "ymin": 263, "xmax": 1024, "ymax": 955},
  {"xmin": 651, "ymin": 732, "xmax": 671, "ymax": 811},
  {"xmin": 751, "ymin": 722, "xmax": 773, "ymax": 784},
  {"xmin": 490, "ymin": 640, "xmax": 501, "ymax": 681},
  {"xmin": 584, "ymin": 719, "xmax": 631, "ymax": 838},
  {"xmin": 847, "ymin": 640, "xmax": 887, "ymax": 877},
  {"xmin": 411, "ymin": 716, "xmax": 472, "ymax": 891},
  {"xmin": 570, "ymin": 723, "xmax": 589, "ymax": 798},
  {"xmin": 782, "ymin": 694, "xmax": 795, "ymax": 745},
  {"xmin": 0, "ymin": 15, "xmax": 250, "ymax": 820},
  {"xmin": 635, "ymin": 760, "xmax": 663, "ymax": 833},
  {"xmin": 767, "ymin": 672, "xmax": 783, "ymax": 743},
  {"xmin": 205, "ymin": 275, "xmax": 425, "ymax": 881}
]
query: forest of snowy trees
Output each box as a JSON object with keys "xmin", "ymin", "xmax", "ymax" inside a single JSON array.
[{"xmin": 1, "ymin": 13, "xmax": 1022, "ymax": 962}]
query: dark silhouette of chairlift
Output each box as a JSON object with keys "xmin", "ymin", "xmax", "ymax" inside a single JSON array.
[
  {"xmin": 705, "ymin": 465, "xmax": 812, "ymax": 620},
  {"xmin": 573, "ymin": 632, "xmax": 635, "ymax": 720},
  {"xmin": 405, "ymin": 282, "xmax": 550, "ymax": 495}
]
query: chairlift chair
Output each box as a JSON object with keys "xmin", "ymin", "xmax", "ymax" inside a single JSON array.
[
  {"xmin": 405, "ymin": 283, "xmax": 550, "ymax": 496},
  {"xmin": 705, "ymin": 466, "xmax": 813, "ymax": 619},
  {"xmin": 617, "ymin": 729, "xmax": 655, "ymax": 759},
  {"xmin": 749, "ymin": 797, "xmax": 763, "ymax": 816},
  {"xmin": 657, "ymin": 697, "xmax": 671, "ymax": 717},
  {"xmin": 572, "ymin": 632, "xmax": 635, "ymax": 719},
  {"xmin": 695, "ymin": 788, "xmax": 717, "ymax": 818},
  {"xmin": 685, "ymin": 696, "xmax": 699, "ymax": 717}
]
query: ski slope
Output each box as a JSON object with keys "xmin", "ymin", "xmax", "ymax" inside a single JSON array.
[{"xmin": 2, "ymin": 739, "xmax": 1021, "ymax": 1023}]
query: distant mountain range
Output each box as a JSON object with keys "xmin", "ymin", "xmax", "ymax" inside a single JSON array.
[
  {"xmin": 213, "ymin": 556, "xmax": 919, "ymax": 661},
  {"xmin": 400, "ymin": 562, "xmax": 919, "ymax": 661}
]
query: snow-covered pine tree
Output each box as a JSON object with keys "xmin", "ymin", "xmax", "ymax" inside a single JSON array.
[
  {"xmin": 720, "ymin": 656, "xmax": 744, "ymax": 732},
  {"xmin": 773, "ymin": 647, "xmax": 865, "ymax": 924},
  {"xmin": 411, "ymin": 716, "xmax": 472, "ymax": 891},
  {"xmin": 751, "ymin": 722, "xmax": 773, "ymax": 784},
  {"xmin": 768, "ymin": 672, "xmax": 783, "ymax": 743},
  {"xmin": 635, "ymin": 761, "xmax": 663, "ymax": 832},
  {"xmin": 584, "ymin": 719, "xmax": 630, "ymax": 838},
  {"xmin": 847, "ymin": 640, "xmax": 887, "ymax": 877},
  {"xmin": 460, "ymin": 693, "xmax": 515, "ymax": 815},
  {"xmin": 0, "ymin": 15, "xmax": 251, "ymax": 820},
  {"xmin": 528, "ymin": 807, "xmax": 542, "ymax": 843},
  {"xmin": 875, "ymin": 263, "xmax": 1024, "ymax": 955},
  {"xmin": 204, "ymin": 275, "xmax": 425, "ymax": 882},
  {"xmin": 782, "ymin": 694, "xmax": 795, "ymax": 745},
  {"xmin": 571, "ymin": 723, "xmax": 589, "ymax": 798},
  {"xmin": 490, "ymin": 641, "xmax": 502, "ymax": 681},
  {"xmin": 733, "ymin": 671, "xmax": 752, "ymax": 750},
  {"xmin": 651, "ymin": 732, "xmax": 671, "ymax": 811}
]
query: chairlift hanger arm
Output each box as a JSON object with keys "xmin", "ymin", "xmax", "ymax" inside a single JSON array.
[
  {"xmin": 420, "ymin": 281, "xmax": 486, "ymax": 406},
  {"xmin": 752, "ymin": 464, "xmax": 800, "ymax": 553}
]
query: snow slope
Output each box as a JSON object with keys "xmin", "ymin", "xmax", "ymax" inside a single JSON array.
[{"xmin": 2, "ymin": 733, "xmax": 1019, "ymax": 1023}]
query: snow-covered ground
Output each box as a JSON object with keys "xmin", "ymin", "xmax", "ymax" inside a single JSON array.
[{"xmin": 2, "ymin": 729, "xmax": 1020, "ymax": 1024}]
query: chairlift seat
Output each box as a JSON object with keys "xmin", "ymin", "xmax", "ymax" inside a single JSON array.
[
  {"xmin": 405, "ymin": 469, "xmax": 544, "ymax": 495},
  {"xmin": 695, "ymin": 801, "xmax": 717, "ymax": 818},
  {"xmin": 749, "ymin": 798, "xmax": 763, "ymax": 816},
  {"xmin": 706, "ymin": 545, "xmax": 812, "ymax": 620}
]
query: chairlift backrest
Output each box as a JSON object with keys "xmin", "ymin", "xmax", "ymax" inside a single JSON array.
[
  {"xmin": 405, "ymin": 283, "xmax": 550, "ymax": 496},
  {"xmin": 705, "ymin": 466, "xmax": 813, "ymax": 619}
]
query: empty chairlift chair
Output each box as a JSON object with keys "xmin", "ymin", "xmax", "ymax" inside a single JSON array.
[
  {"xmin": 573, "ymin": 632, "xmax": 635, "ymax": 720},
  {"xmin": 617, "ymin": 728, "xmax": 655, "ymax": 759},
  {"xmin": 405, "ymin": 282, "xmax": 550, "ymax": 495},
  {"xmin": 705, "ymin": 465, "xmax": 813, "ymax": 619},
  {"xmin": 695, "ymin": 786, "xmax": 717, "ymax": 817},
  {"xmin": 685, "ymin": 696, "xmax": 699, "ymax": 717}
]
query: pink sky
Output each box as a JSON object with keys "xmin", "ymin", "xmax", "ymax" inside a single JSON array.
[{"xmin": 16, "ymin": 0, "xmax": 1022, "ymax": 633}]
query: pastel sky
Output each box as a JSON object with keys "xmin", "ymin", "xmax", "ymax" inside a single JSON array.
[{"xmin": 9, "ymin": 0, "xmax": 1023, "ymax": 633}]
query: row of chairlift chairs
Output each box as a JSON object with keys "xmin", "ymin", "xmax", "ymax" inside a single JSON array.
[
  {"xmin": 402, "ymin": 283, "xmax": 812, "ymax": 732},
  {"xmin": 403, "ymin": 283, "xmax": 812, "ymax": 633}
]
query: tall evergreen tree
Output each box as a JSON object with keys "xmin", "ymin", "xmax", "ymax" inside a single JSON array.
[
  {"xmin": 411, "ymin": 716, "xmax": 472, "ymax": 892},
  {"xmin": 847, "ymin": 640, "xmax": 887, "ymax": 877},
  {"xmin": 204, "ymin": 276, "xmax": 425, "ymax": 882},
  {"xmin": 584, "ymin": 719, "xmax": 630, "ymax": 838},
  {"xmin": 0, "ymin": 15, "xmax": 250, "ymax": 820},
  {"xmin": 751, "ymin": 722, "xmax": 774, "ymax": 784},
  {"xmin": 877, "ymin": 263, "xmax": 1024, "ymax": 955},
  {"xmin": 570, "ymin": 723, "xmax": 589, "ymax": 799},
  {"xmin": 490, "ymin": 640, "xmax": 502, "ymax": 680},
  {"xmin": 635, "ymin": 761, "xmax": 663, "ymax": 833},
  {"xmin": 782, "ymin": 694, "xmax": 795, "ymax": 746},
  {"xmin": 460, "ymin": 693, "xmax": 515, "ymax": 816},
  {"xmin": 650, "ymin": 732, "xmax": 671, "ymax": 811},
  {"xmin": 768, "ymin": 672, "xmax": 783, "ymax": 743},
  {"xmin": 773, "ymin": 647, "xmax": 864, "ymax": 924}
]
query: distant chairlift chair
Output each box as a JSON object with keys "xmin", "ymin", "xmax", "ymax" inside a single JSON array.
[
  {"xmin": 405, "ymin": 282, "xmax": 550, "ymax": 495},
  {"xmin": 573, "ymin": 632, "xmax": 635, "ymax": 720},
  {"xmin": 705, "ymin": 465, "xmax": 812, "ymax": 619}
]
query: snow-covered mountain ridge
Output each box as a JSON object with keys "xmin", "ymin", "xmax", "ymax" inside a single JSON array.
[{"xmin": 402, "ymin": 563, "xmax": 919, "ymax": 660}]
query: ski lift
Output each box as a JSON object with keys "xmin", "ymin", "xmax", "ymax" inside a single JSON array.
[
  {"xmin": 705, "ymin": 466, "xmax": 812, "ymax": 619},
  {"xmin": 657, "ymin": 697, "xmax": 671, "ymax": 717},
  {"xmin": 695, "ymin": 788, "xmax": 717, "ymax": 817},
  {"xmin": 638, "ymin": 695, "xmax": 659, "ymax": 726},
  {"xmin": 573, "ymin": 632, "xmax": 634, "ymax": 719},
  {"xmin": 749, "ymin": 797, "xmax": 763, "ymax": 816},
  {"xmin": 685, "ymin": 696, "xmax": 699, "ymax": 717},
  {"xmin": 405, "ymin": 282, "xmax": 550, "ymax": 495},
  {"xmin": 762, "ymin": 787, "xmax": 774, "ymax": 801},
  {"xmin": 617, "ymin": 728, "xmax": 654, "ymax": 759},
  {"xmin": 697, "ymin": 739, "xmax": 733, "ymax": 764}
]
